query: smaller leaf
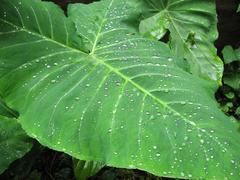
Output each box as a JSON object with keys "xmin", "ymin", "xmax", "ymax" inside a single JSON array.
[
  {"xmin": 222, "ymin": 46, "xmax": 240, "ymax": 64},
  {"xmin": 222, "ymin": 46, "xmax": 240, "ymax": 91},
  {"xmin": 73, "ymin": 159, "xmax": 104, "ymax": 180},
  {"xmin": 0, "ymin": 116, "xmax": 32, "ymax": 174},
  {"xmin": 0, "ymin": 98, "xmax": 19, "ymax": 118},
  {"xmin": 224, "ymin": 73, "xmax": 240, "ymax": 91},
  {"xmin": 138, "ymin": 0, "xmax": 223, "ymax": 83}
]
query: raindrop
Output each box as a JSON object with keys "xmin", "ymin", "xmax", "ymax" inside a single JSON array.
[{"xmin": 153, "ymin": 146, "xmax": 157, "ymax": 149}]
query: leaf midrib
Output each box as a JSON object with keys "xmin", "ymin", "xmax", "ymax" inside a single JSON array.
[{"xmin": 0, "ymin": 15, "xmax": 199, "ymax": 129}]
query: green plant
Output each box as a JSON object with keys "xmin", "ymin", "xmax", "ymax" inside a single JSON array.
[
  {"xmin": 73, "ymin": 159, "xmax": 104, "ymax": 180},
  {"xmin": 222, "ymin": 46, "xmax": 240, "ymax": 94},
  {"xmin": 0, "ymin": 116, "xmax": 32, "ymax": 174},
  {"xmin": 138, "ymin": 0, "xmax": 223, "ymax": 83},
  {"xmin": 0, "ymin": 0, "xmax": 239, "ymax": 179}
]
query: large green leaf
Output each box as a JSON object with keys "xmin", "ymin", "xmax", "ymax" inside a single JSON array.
[
  {"xmin": 0, "ymin": 116, "xmax": 32, "ymax": 174},
  {"xmin": 0, "ymin": 0, "xmax": 240, "ymax": 179},
  {"xmin": 138, "ymin": 0, "xmax": 223, "ymax": 83}
]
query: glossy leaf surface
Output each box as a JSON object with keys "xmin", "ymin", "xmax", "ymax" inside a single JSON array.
[{"xmin": 0, "ymin": 0, "xmax": 239, "ymax": 179}]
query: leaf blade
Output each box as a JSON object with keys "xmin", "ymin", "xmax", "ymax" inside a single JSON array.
[
  {"xmin": 0, "ymin": 0, "xmax": 239, "ymax": 179},
  {"xmin": 0, "ymin": 116, "xmax": 32, "ymax": 174},
  {"xmin": 139, "ymin": 0, "xmax": 223, "ymax": 83}
]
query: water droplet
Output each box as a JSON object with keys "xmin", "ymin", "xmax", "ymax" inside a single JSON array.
[
  {"xmin": 180, "ymin": 102, "xmax": 186, "ymax": 105},
  {"xmin": 146, "ymin": 111, "xmax": 150, "ymax": 115},
  {"xmin": 153, "ymin": 146, "xmax": 157, "ymax": 149}
]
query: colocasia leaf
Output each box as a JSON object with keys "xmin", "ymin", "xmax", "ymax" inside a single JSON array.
[
  {"xmin": 0, "ymin": 0, "xmax": 239, "ymax": 179},
  {"xmin": 139, "ymin": 0, "xmax": 223, "ymax": 84}
]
